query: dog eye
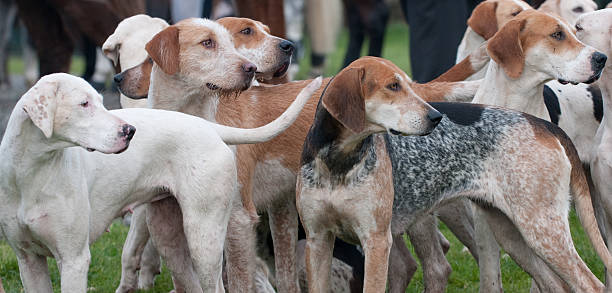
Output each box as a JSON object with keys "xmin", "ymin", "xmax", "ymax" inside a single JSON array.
[
  {"xmin": 511, "ymin": 10, "xmax": 521, "ymax": 16},
  {"xmin": 240, "ymin": 27, "xmax": 252, "ymax": 35},
  {"xmin": 572, "ymin": 6, "xmax": 584, "ymax": 13},
  {"xmin": 550, "ymin": 31, "xmax": 565, "ymax": 41},
  {"xmin": 201, "ymin": 39, "xmax": 215, "ymax": 49},
  {"xmin": 575, "ymin": 23, "xmax": 583, "ymax": 32},
  {"xmin": 80, "ymin": 101, "xmax": 89, "ymax": 107},
  {"xmin": 386, "ymin": 82, "xmax": 401, "ymax": 91}
]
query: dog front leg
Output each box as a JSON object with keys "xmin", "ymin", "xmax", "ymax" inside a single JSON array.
[
  {"xmin": 57, "ymin": 245, "xmax": 91, "ymax": 293},
  {"xmin": 147, "ymin": 197, "xmax": 202, "ymax": 293},
  {"xmin": 407, "ymin": 215, "xmax": 452, "ymax": 293},
  {"xmin": 117, "ymin": 205, "xmax": 153, "ymax": 293},
  {"xmin": 388, "ymin": 234, "xmax": 418, "ymax": 293},
  {"xmin": 15, "ymin": 251, "xmax": 53, "ymax": 293},
  {"xmin": 305, "ymin": 231, "xmax": 335, "ymax": 293},
  {"xmin": 362, "ymin": 231, "xmax": 392, "ymax": 293},
  {"xmin": 474, "ymin": 205, "xmax": 503, "ymax": 293},
  {"xmin": 268, "ymin": 196, "xmax": 299, "ymax": 293}
]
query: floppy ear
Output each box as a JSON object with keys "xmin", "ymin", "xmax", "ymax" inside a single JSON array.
[
  {"xmin": 102, "ymin": 34, "xmax": 119, "ymax": 66},
  {"xmin": 145, "ymin": 26, "xmax": 180, "ymax": 75},
  {"xmin": 21, "ymin": 80, "xmax": 58, "ymax": 138},
  {"xmin": 321, "ymin": 67, "xmax": 366, "ymax": 133},
  {"xmin": 487, "ymin": 18, "xmax": 527, "ymax": 79},
  {"xmin": 468, "ymin": 1, "xmax": 499, "ymax": 40}
]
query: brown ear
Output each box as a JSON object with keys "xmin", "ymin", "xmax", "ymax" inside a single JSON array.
[
  {"xmin": 468, "ymin": 1, "xmax": 499, "ymax": 40},
  {"xmin": 321, "ymin": 67, "xmax": 366, "ymax": 133},
  {"xmin": 487, "ymin": 18, "xmax": 526, "ymax": 79},
  {"xmin": 145, "ymin": 26, "xmax": 180, "ymax": 75}
]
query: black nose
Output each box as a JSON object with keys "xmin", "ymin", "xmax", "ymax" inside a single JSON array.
[
  {"xmin": 242, "ymin": 63, "xmax": 257, "ymax": 74},
  {"xmin": 427, "ymin": 109, "xmax": 443, "ymax": 125},
  {"xmin": 591, "ymin": 52, "xmax": 607, "ymax": 71},
  {"xmin": 113, "ymin": 73, "xmax": 124, "ymax": 84},
  {"xmin": 122, "ymin": 124, "xmax": 136, "ymax": 140},
  {"xmin": 279, "ymin": 40, "xmax": 295, "ymax": 54}
]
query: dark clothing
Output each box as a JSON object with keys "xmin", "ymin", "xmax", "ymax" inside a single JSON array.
[{"xmin": 401, "ymin": 0, "xmax": 481, "ymax": 83}]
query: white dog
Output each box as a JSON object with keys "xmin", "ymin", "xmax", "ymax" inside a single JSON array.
[
  {"xmin": 576, "ymin": 8, "xmax": 612, "ymax": 292},
  {"xmin": 102, "ymin": 14, "xmax": 169, "ymax": 109},
  {"xmin": 0, "ymin": 73, "xmax": 320, "ymax": 292}
]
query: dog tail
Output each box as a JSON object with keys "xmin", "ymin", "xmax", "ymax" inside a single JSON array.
[
  {"xmin": 562, "ymin": 130, "xmax": 612, "ymax": 271},
  {"xmin": 211, "ymin": 77, "xmax": 322, "ymax": 145}
]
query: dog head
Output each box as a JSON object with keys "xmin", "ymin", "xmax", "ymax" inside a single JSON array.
[
  {"xmin": 468, "ymin": 0, "xmax": 531, "ymax": 40},
  {"xmin": 102, "ymin": 14, "xmax": 169, "ymax": 72},
  {"xmin": 217, "ymin": 17, "xmax": 293, "ymax": 81},
  {"xmin": 575, "ymin": 9, "xmax": 612, "ymax": 69},
  {"xmin": 145, "ymin": 18, "xmax": 256, "ymax": 95},
  {"xmin": 321, "ymin": 57, "xmax": 441, "ymax": 136},
  {"xmin": 539, "ymin": 0, "xmax": 597, "ymax": 25},
  {"xmin": 115, "ymin": 17, "xmax": 291, "ymax": 101},
  {"xmin": 21, "ymin": 73, "xmax": 135, "ymax": 154},
  {"xmin": 487, "ymin": 9, "xmax": 606, "ymax": 83}
]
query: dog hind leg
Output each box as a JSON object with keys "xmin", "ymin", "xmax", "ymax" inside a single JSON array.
[
  {"xmin": 138, "ymin": 238, "xmax": 161, "ymax": 290},
  {"xmin": 407, "ymin": 215, "xmax": 452, "ymax": 293},
  {"xmin": 388, "ymin": 234, "xmax": 418, "ymax": 293},
  {"xmin": 117, "ymin": 205, "xmax": 153, "ymax": 293},
  {"xmin": 15, "ymin": 251, "xmax": 53, "ymax": 293},
  {"xmin": 147, "ymin": 197, "xmax": 202, "ymax": 293},
  {"xmin": 479, "ymin": 207, "xmax": 570, "ymax": 293},
  {"xmin": 268, "ymin": 195, "xmax": 300, "ymax": 293}
]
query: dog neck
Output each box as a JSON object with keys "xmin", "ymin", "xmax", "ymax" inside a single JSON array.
[
  {"xmin": 473, "ymin": 60, "xmax": 551, "ymax": 120},
  {"xmin": 148, "ymin": 66, "xmax": 220, "ymax": 121},
  {"xmin": 0, "ymin": 107, "xmax": 71, "ymax": 179},
  {"xmin": 301, "ymin": 103, "xmax": 376, "ymax": 181},
  {"xmin": 596, "ymin": 66, "xmax": 612, "ymax": 129}
]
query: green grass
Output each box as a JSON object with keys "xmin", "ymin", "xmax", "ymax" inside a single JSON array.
[{"xmin": 0, "ymin": 22, "xmax": 605, "ymax": 292}]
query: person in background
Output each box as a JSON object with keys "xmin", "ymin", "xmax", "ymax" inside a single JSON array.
[
  {"xmin": 306, "ymin": 0, "xmax": 343, "ymax": 77},
  {"xmin": 401, "ymin": 0, "xmax": 482, "ymax": 83}
]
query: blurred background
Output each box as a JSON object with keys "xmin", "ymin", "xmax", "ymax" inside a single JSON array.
[{"xmin": 1, "ymin": 0, "xmax": 612, "ymax": 292}]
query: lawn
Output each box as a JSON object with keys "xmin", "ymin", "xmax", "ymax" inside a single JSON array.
[{"xmin": 0, "ymin": 21, "xmax": 606, "ymax": 292}]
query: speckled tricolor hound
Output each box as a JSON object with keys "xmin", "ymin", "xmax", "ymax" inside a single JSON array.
[{"xmin": 297, "ymin": 57, "xmax": 612, "ymax": 292}]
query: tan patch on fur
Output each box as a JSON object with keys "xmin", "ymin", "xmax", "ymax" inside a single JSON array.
[
  {"xmin": 488, "ymin": 17, "xmax": 527, "ymax": 78},
  {"xmin": 321, "ymin": 67, "xmax": 366, "ymax": 134},
  {"xmin": 469, "ymin": 1, "xmax": 500, "ymax": 39},
  {"xmin": 432, "ymin": 56, "xmax": 476, "ymax": 83},
  {"xmin": 217, "ymin": 17, "xmax": 268, "ymax": 50},
  {"xmin": 411, "ymin": 82, "xmax": 458, "ymax": 102},
  {"xmin": 372, "ymin": 136, "xmax": 394, "ymax": 234},
  {"xmin": 145, "ymin": 26, "xmax": 180, "ymax": 75}
]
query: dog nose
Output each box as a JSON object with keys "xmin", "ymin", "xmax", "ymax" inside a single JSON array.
[
  {"xmin": 113, "ymin": 73, "xmax": 124, "ymax": 84},
  {"xmin": 122, "ymin": 124, "xmax": 136, "ymax": 140},
  {"xmin": 242, "ymin": 63, "xmax": 257, "ymax": 75},
  {"xmin": 279, "ymin": 40, "xmax": 295, "ymax": 54},
  {"xmin": 427, "ymin": 109, "xmax": 443, "ymax": 125},
  {"xmin": 591, "ymin": 52, "xmax": 607, "ymax": 71}
]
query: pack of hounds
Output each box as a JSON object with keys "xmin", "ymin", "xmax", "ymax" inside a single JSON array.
[{"xmin": 4, "ymin": 0, "xmax": 612, "ymax": 292}]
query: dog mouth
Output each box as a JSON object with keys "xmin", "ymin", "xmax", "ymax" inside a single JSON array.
[
  {"xmin": 206, "ymin": 83, "xmax": 220, "ymax": 90},
  {"xmin": 273, "ymin": 61, "xmax": 290, "ymax": 78},
  {"xmin": 558, "ymin": 71, "xmax": 602, "ymax": 85},
  {"xmin": 389, "ymin": 128, "xmax": 434, "ymax": 137},
  {"xmin": 114, "ymin": 142, "xmax": 131, "ymax": 154}
]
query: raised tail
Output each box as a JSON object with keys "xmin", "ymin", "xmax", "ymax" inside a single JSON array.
[{"xmin": 211, "ymin": 77, "xmax": 322, "ymax": 145}]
